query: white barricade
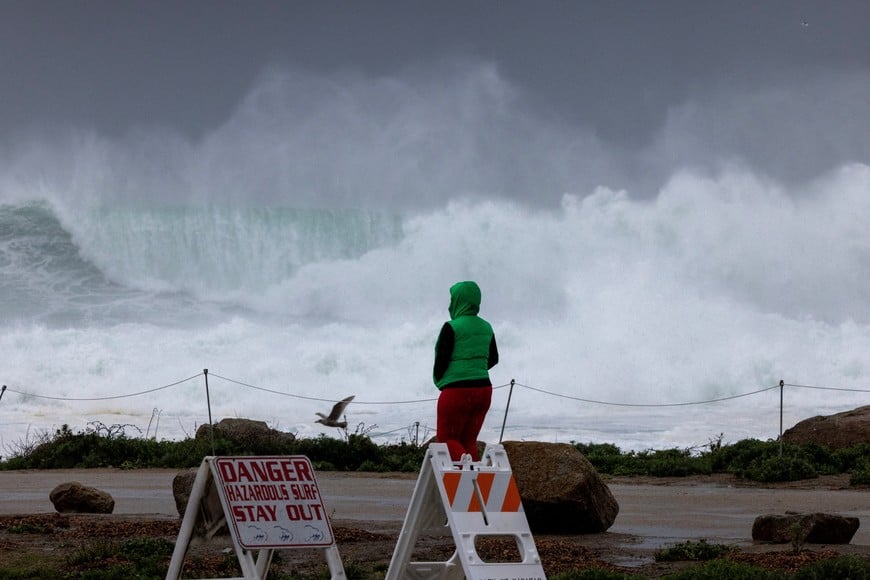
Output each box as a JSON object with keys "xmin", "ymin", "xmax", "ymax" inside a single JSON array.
[{"xmin": 386, "ymin": 443, "xmax": 546, "ymax": 580}]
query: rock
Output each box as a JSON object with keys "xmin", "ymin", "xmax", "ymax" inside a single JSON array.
[
  {"xmin": 172, "ymin": 469, "xmax": 198, "ymax": 517},
  {"xmin": 502, "ymin": 441, "xmax": 619, "ymax": 534},
  {"xmin": 195, "ymin": 418, "xmax": 295, "ymax": 448},
  {"xmin": 782, "ymin": 406, "xmax": 870, "ymax": 449},
  {"xmin": 172, "ymin": 468, "xmax": 228, "ymax": 536},
  {"xmin": 49, "ymin": 482, "xmax": 115, "ymax": 514},
  {"xmin": 752, "ymin": 512, "xmax": 860, "ymax": 544}
]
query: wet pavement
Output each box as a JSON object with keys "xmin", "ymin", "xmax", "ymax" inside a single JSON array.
[{"xmin": 1, "ymin": 468, "xmax": 867, "ymax": 547}]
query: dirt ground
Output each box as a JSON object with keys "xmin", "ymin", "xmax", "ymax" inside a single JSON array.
[{"xmin": 0, "ymin": 469, "xmax": 868, "ymax": 578}]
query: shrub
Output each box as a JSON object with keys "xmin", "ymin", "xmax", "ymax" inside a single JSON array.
[
  {"xmin": 706, "ymin": 438, "xmax": 778, "ymax": 474},
  {"xmin": 850, "ymin": 460, "xmax": 870, "ymax": 486},
  {"xmin": 645, "ymin": 449, "xmax": 712, "ymax": 477},
  {"xmin": 0, "ymin": 424, "xmax": 429, "ymax": 473},
  {"xmin": 6, "ymin": 523, "xmax": 51, "ymax": 534},
  {"xmin": 573, "ymin": 442, "xmax": 623, "ymax": 474},
  {"xmin": 655, "ymin": 539, "xmax": 738, "ymax": 562},
  {"xmin": 600, "ymin": 448, "xmax": 712, "ymax": 478},
  {"xmin": 837, "ymin": 444, "xmax": 870, "ymax": 472},
  {"xmin": 1, "ymin": 423, "xmax": 865, "ymax": 481},
  {"xmin": 796, "ymin": 442, "xmax": 841, "ymax": 475},
  {"xmin": 742, "ymin": 455, "xmax": 818, "ymax": 483}
]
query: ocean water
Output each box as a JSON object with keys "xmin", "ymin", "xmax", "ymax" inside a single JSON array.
[{"xmin": 2, "ymin": 166, "xmax": 869, "ymax": 454}]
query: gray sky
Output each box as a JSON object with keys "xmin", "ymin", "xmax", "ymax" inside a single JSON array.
[{"xmin": 2, "ymin": 1, "xmax": 870, "ymax": 205}]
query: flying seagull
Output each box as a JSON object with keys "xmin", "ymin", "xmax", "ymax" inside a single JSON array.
[{"xmin": 315, "ymin": 395, "xmax": 355, "ymax": 428}]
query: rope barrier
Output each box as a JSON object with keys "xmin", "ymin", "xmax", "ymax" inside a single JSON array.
[
  {"xmin": 1, "ymin": 373, "xmax": 203, "ymax": 402},
  {"xmin": 368, "ymin": 424, "xmax": 430, "ymax": 438},
  {"xmin": 2, "ymin": 372, "xmax": 865, "ymax": 445},
  {"xmin": 784, "ymin": 382, "xmax": 870, "ymax": 393},
  {"xmin": 0, "ymin": 373, "xmax": 864, "ymax": 406},
  {"xmin": 513, "ymin": 382, "xmax": 782, "ymax": 407},
  {"xmin": 208, "ymin": 372, "xmax": 440, "ymax": 405}
]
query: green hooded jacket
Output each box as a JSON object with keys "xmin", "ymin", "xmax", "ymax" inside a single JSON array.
[{"xmin": 434, "ymin": 281, "xmax": 497, "ymax": 389}]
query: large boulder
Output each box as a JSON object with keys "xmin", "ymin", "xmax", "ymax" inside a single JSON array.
[
  {"xmin": 782, "ymin": 406, "xmax": 870, "ymax": 449},
  {"xmin": 752, "ymin": 512, "xmax": 860, "ymax": 544},
  {"xmin": 49, "ymin": 482, "xmax": 115, "ymax": 514},
  {"xmin": 195, "ymin": 418, "xmax": 295, "ymax": 449},
  {"xmin": 502, "ymin": 441, "xmax": 619, "ymax": 534}
]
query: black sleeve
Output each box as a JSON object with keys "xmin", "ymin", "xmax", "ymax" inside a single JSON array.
[
  {"xmin": 488, "ymin": 334, "xmax": 499, "ymax": 369},
  {"xmin": 433, "ymin": 322, "xmax": 454, "ymax": 383}
]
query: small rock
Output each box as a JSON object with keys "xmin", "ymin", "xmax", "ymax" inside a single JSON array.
[
  {"xmin": 752, "ymin": 512, "xmax": 860, "ymax": 544},
  {"xmin": 49, "ymin": 482, "xmax": 114, "ymax": 514}
]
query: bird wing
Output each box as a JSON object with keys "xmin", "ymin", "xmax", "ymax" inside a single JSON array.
[{"xmin": 328, "ymin": 395, "xmax": 355, "ymax": 420}]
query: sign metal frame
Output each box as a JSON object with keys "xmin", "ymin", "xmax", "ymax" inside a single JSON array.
[{"xmin": 165, "ymin": 455, "xmax": 346, "ymax": 580}]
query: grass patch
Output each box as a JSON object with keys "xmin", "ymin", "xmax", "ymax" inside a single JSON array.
[
  {"xmin": 655, "ymin": 539, "xmax": 739, "ymax": 562},
  {"xmin": 660, "ymin": 559, "xmax": 782, "ymax": 579},
  {"xmin": 791, "ymin": 555, "xmax": 870, "ymax": 578},
  {"xmin": 6, "ymin": 523, "xmax": 51, "ymax": 534}
]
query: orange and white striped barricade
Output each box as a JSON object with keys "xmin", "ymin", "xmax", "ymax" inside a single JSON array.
[{"xmin": 386, "ymin": 443, "xmax": 545, "ymax": 580}]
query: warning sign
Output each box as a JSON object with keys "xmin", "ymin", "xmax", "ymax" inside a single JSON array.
[{"xmin": 213, "ymin": 456, "xmax": 334, "ymax": 549}]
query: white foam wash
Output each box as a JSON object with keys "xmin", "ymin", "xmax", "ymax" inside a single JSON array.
[{"xmin": 1, "ymin": 66, "xmax": 868, "ymax": 453}]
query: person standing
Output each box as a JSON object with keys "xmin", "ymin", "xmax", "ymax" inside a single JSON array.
[{"xmin": 433, "ymin": 280, "xmax": 499, "ymax": 461}]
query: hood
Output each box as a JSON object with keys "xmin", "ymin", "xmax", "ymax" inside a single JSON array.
[{"xmin": 448, "ymin": 281, "xmax": 481, "ymax": 319}]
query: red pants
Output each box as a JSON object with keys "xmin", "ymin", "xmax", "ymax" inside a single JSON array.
[{"xmin": 436, "ymin": 386, "xmax": 492, "ymax": 461}]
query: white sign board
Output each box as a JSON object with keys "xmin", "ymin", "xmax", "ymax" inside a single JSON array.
[{"xmin": 212, "ymin": 456, "xmax": 334, "ymax": 549}]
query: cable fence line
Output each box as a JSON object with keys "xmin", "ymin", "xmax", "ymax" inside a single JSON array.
[
  {"xmin": 0, "ymin": 373, "xmax": 866, "ymax": 406},
  {"xmin": 0, "ymin": 372, "xmax": 204, "ymax": 402},
  {"xmin": 208, "ymin": 372, "xmax": 440, "ymax": 405},
  {"xmin": 785, "ymin": 382, "xmax": 870, "ymax": 393},
  {"xmin": 513, "ymin": 382, "xmax": 783, "ymax": 407},
  {"xmin": 1, "ymin": 369, "xmax": 866, "ymax": 448}
]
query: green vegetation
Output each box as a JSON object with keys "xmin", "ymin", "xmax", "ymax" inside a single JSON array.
[
  {"xmin": 63, "ymin": 537, "xmax": 174, "ymax": 579},
  {"xmin": 6, "ymin": 523, "xmax": 51, "ymax": 534},
  {"xmin": 0, "ymin": 422, "xmax": 426, "ymax": 472},
  {"xmin": 659, "ymin": 559, "xmax": 783, "ymax": 579},
  {"xmin": 850, "ymin": 458, "xmax": 870, "ymax": 486},
  {"xmin": 575, "ymin": 439, "xmax": 870, "ymax": 484},
  {"xmin": 791, "ymin": 555, "xmax": 870, "ymax": 579},
  {"xmin": 1, "ymin": 422, "xmax": 868, "ymax": 486},
  {"xmin": 654, "ymin": 540, "xmax": 738, "ymax": 562},
  {"xmin": 1, "ymin": 422, "xmax": 867, "ymax": 487}
]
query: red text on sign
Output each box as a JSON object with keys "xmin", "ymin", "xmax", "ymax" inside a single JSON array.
[
  {"xmin": 232, "ymin": 504, "xmax": 278, "ymax": 522},
  {"xmin": 219, "ymin": 459, "xmax": 314, "ymax": 483}
]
